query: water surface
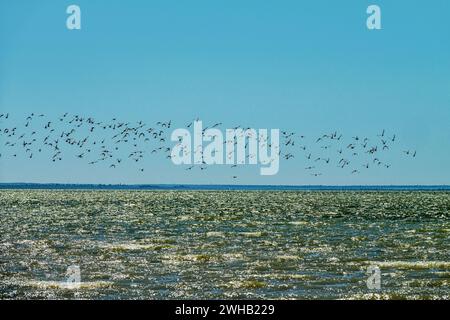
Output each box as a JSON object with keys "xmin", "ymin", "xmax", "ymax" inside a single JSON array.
[{"xmin": 1, "ymin": 190, "xmax": 449, "ymax": 299}]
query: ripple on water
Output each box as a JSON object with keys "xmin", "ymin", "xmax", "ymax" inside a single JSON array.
[
  {"xmin": 1, "ymin": 190, "xmax": 449, "ymax": 299},
  {"xmin": 373, "ymin": 261, "xmax": 450, "ymax": 270}
]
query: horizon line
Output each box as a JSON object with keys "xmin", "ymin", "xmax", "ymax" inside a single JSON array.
[{"xmin": 0, "ymin": 182, "xmax": 449, "ymax": 191}]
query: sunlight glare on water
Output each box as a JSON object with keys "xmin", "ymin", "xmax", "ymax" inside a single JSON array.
[{"xmin": 1, "ymin": 190, "xmax": 449, "ymax": 299}]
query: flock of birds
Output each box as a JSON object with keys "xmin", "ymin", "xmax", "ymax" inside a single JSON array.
[
  {"xmin": 0, "ymin": 112, "xmax": 417, "ymax": 179},
  {"xmin": 279, "ymin": 128, "xmax": 416, "ymax": 177}
]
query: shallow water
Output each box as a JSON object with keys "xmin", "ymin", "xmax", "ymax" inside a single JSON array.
[{"xmin": 1, "ymin": 190, "xmax": 449, "ymax": 299}]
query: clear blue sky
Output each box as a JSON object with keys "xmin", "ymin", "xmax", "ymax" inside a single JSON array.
[{"xmin": 0, "ymin": 0, "xmax": 449, "ymax": 185}]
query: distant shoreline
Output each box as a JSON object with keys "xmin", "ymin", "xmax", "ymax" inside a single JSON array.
[{"xmin": 0, "ymin": 183, "xmax": 449, "ymax": 191}]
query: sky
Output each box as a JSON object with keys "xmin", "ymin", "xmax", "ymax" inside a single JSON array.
[{"xmin": 0, "ymin": 0, "xmax": 449, "ymax": 185}]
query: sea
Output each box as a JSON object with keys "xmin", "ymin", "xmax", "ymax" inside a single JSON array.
[{"xmin": 1, "ymin": 184, "xmax": 449, "ymax": 299}]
